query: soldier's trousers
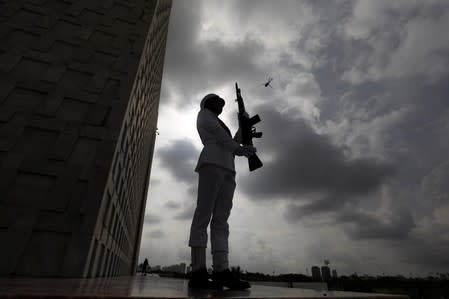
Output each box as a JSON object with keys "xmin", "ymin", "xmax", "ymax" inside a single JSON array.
[{"xmin": 189, "ymin": 164, "xmax": 236, "ymax": 253}]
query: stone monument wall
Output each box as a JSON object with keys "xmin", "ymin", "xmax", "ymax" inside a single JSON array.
[{"xmin": 0, "ymin": 0, "xmax": 171, "ymax": 277}]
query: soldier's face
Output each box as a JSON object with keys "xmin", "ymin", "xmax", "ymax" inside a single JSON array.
[{"xmin": 206, "ymin": 99, "xmax": 224, "ymax": 115}]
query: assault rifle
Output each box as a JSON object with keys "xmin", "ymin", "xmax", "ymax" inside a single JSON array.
[{"xmin": 235, "ymin": 82, "xmax": 263, "ymax": 171}]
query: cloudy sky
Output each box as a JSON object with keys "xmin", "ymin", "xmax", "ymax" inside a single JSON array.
[{"xmin": 138, "ymin": 0, "xmax": 449, "ymax": 276}]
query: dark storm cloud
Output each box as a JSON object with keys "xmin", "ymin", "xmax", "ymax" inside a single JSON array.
[
  {"xmin": 147, "ymin": 0, "xmax": 449, "ymax": 274},
  {"xmin": 165, "ymin": 200, "xmax": 181, "ymax": 210},
  {"xmin": 157, "ymin": 139, "xmax": 198, "ymax": 222},
  {"xmin": 161, "ymin": 1, "xmax": 266, "ymax": 108},
  {"xmin": 284, "ymin": 196, "xmax": 342, "ymax": 221},
  {"xmin": 401, "ymin": 238, "xmax": 449, "ymax": 269},
  {"xmin": 174, "ymin": 201, "xmax": 196, "ymax": 222},
  {"xmin": 149, "ymin": 178, "xmax": 161, "ymax": 186},
  {"xmin": 177, "ymin": 248, "xmax": 190, "ymax": 261},
  {"xmin": 275, "ymin": 1, "xmax": 449, "ymax": 240},
  {"xmin": 320, "ymin": 74, "xmax": 449, "ymax": 225},
  {"xmin": 144, "ymin": 213, "xmax": 162, "ymax": 225},
  {"xmin": 334, "ymin": 1, "xmax": 449, "ymax": 84},
  {"xmin": 158, "ymin": 139, "xmax": 198, "ymax": 187},
  {"xmin": 147, "ymin": 229, "xmax": 165, "ymax": 239},
  {"xmin": 421, "ymin": 161, "xmax": 449, "ymax": 206},
  {"xmin": 241, "ymin": 104, "xmax": 395, "ymax": 206},
  {"xmin": 337, "ymin": 209, "xmax": 415, "ymax": 240}
]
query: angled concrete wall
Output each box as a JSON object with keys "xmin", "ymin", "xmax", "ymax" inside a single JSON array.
[{"xmin": 0, "ymin": 0, "xmax": 171, "ymax": 277}]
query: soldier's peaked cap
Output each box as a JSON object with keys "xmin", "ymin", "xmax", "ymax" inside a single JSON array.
[{"xmin": 200, "ymin": 93, "xmax": 225, "ymax": 109}]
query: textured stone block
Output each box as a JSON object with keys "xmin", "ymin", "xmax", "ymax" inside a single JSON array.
[
  {"xmin": 112, "ymin": 34, "xmax": 129, "ymax": 50},
  {"xmin": 60, "ymin": 227, "xmax": 89, "ymax": 276},
  {"xmin": 85, "ymin": 69, "xmax": 110, "ymax": 93},
  {"xmin": 68, "ymin": 61, "xmax": 95, "ymax": 74},
  {"xmin": 28, "ymin": 115, "xmax": 65, "ymax": 132},
  {"xmin": 19, "ymin": 157, "xmax": 64, "ymax": 177},
  {"xmin": 6, "ymin": 171, "xmax": 56, "ymax": 208},
  {"xmin": 4, "ymin": 87, "xmax": 45, "ymax": 115},
  {"xmin": 72, "ymin": 47, "xmax": 94, "ymax": 63},
  {"xmin": 33, "ymin": 34, "xmax": 56, "ymax": 52},
  {"xmin": 65, "ymin": 0, "xmax": 88, "ymax": 17},
  {"xmin": 7, "ymin": 112, "xmax": 31, "ymax": 128},
  {"xmin": 68, "ymin": 137, "xmax": 98, "ymax": 165},
  {"xmin": 86, "ymin": 103, "xmax": 110, "ymax": 126},
  {"xmin": 41, "ymin": 63, "xmax": 67, "ymax": 83},
  {"xmin": 0, "ymin": 126, "xmax": 24, "ymax": 151},
  {"xmin": 0, "ymin": 107, "xmax": 15, "ymax": 122},
  {"xmin": 40, "ymin": 13, "xmax": 58, "ymax": 30},
  {"xmin": 100, "ymin": 79, "xmax": 120, "ymax": 100},
  {"xmin": 64, "ymin": 87, "xmax": 98, "ymax": 104},
  {"xmin": 38, "ymin": 88, "xmax": 64, "ymax": 116},
  {"xmin": 67, "ymin": 180, "xmax": 89, "ymax": 213},
  {"xmin": 1, "ymin": 152, "xmax": 24, "ymax": 169},
  {"xmin": 78, "ymin": 25, "xmax": 95, "ymax": 40},
  {"xmin": 101, "ymin": 0, "xmax": 114, "ymax": 9},
  {"xmin": 0, "ymin": 204, "xmax": 11, "ymax": 227},
  {"xmin": 36, "ymin": 211, "xmax": 72, "ymax": 232},
  {"xmin": 0, "ymin": 47, "xmax": 23, "ymax": 72},
  {"xmin": 13, "ymin": 127, "xmax": 59, "ymax": 160},
  {"xmin": 0, "ymin": 167, "xmax": 18, "ymax": 195},
  {"xmin": 0, "ymin": 3, "xmax": 20, "ymax": 18},
  {"xmin": 14, "ymin": 231, "xmax": 70, "ymax": 276},
  {"xmin": 16, "ymin": 78, "xmax": 53, "ymax": 94},
  {"xmin": 16, "ymin": 4, "xmax": 48, "ymax": 28},
  {"xmin": 56, "ymin": 98, "xmax": 90, "ymax": 123},
  {"xmin": 0, "ymin": 77, "xmax": 15, "ymax": 104},
  {"xmin": 60, "ymin": 68, "xmax": 91, "ymax": 91},
  {"xmin": 94, "ymin": 140, "xmax": 115, "ymax": 169},
  {"xmin": 27, "ymin": 0, "xmax": 48, "ymax": 5},
  {"xmin": 13, "ymin": 57, "xmax": 50, "ymax": 80},
  {"xmin": 80, "ymin": 125, "xmax": 108, "ymax": 140},
  {"xmin": 41, "ymin": 164, "xmax": 82, "ymax": 212},
  {"xmin": 6, "ymin": 19, "xmax": 46, "ymax": 35},
  {"xmin": 131, "ymin": 38, "xmax": 145, "ymax": 56},
  {"xmin": 0, "ymin": 225, "xmax": 34, "ymax": 275},
  {"xmin": 48, "ymin": 131, "xmax": 78, "ymax": 161},
  {"xmin": 43, "ymin": 40, "xmax": 77, "ymax": 62},
  {"xmin": 25, "ymin": 48, "xmax": 54, "ymax": 64},
  {"xmin": 89, "ymin": 30, "xmax": 115, "ymax": 49}
]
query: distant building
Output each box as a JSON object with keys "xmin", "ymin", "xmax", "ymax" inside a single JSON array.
[
  {"xmin": 152, "ymin": 265, "xmax": 161, "ymax": 271},
  {"xmin": 332, "ymin": 269, "xmax": 338, "ymax": 278},
  {"xmin": 321, "ymin": 266, "xmax": 331, "ymax": 281},
  {"xmin": 162, "ymin": 263, "xmax": 186, "ymax": 274},
  {"xmin": 311, "ymin": 266, "xmax": 322, "ymax": 281}
]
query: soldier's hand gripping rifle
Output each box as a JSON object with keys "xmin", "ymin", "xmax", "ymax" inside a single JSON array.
[{"xmin": 235, "ymin": 82, "xmax": 263, "ymax": 171}]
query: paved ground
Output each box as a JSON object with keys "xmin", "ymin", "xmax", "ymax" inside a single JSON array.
[{"xmin": 0, "ymin": 275, "xmax": 408, "ymax": 299}]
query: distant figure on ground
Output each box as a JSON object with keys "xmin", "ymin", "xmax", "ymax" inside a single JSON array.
[
  {"xmin": 142, "ymin": 258, "xmax": 149, "ymax": 276},
  {"xmin": 188, "ymin": 93, "xmax": 255, "ymax": 290}
]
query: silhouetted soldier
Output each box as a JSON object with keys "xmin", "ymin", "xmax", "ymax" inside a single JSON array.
[{"xmin": 188, "ymin": 93, "xmax": 255, "ymax": 290}]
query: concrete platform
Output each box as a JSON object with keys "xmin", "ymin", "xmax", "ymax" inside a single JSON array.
[{"xmin": 0, "ymin": 275, "xmax": 408, "ymax": 299}]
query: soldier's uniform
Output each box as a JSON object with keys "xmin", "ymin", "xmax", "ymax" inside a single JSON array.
[
  {"xmin": 189, "ymin": 95, "xmax": 240, "ymax": 255},
  {"xmin": 188, "ymin": 93, "xmax": 252, "ymax": 291}
]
